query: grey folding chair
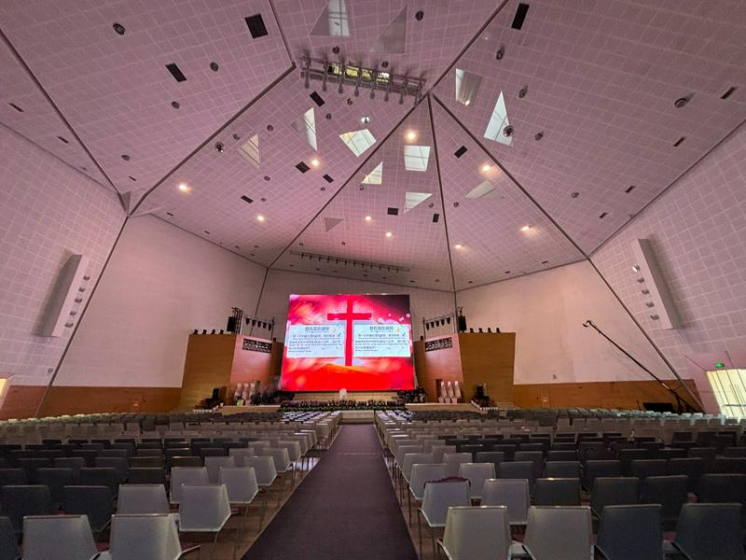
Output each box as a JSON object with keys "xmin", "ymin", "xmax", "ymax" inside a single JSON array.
[
  {"xmin": 533, "ymin": 478, "xmax": 581, "ymax": 506},
  {"xmin": 595, "ymin": 505, "xmax": 663, "ymax": 560},
  {"xmin": 671, "ymin": 503, "xmax": 746, "ymax": 560},
  {"xmin": 178, "ymin": 484, "xmax": 233, "ymax": 560},
  {"xmin": 100, "ymin": 513, "xmax": 197, "ymax": 560},
  {"xmin": 481, "ymin": 478, "xmax": 530, "ymax": 526},
  {"xmin": 418, "ymin": 479, "xmax": 471, "ymax": 558},
  {"xmin": 439, "ymin": 506, "xmax": 512, "ymax": 560},
  {"xmin": 515, "ymin": 506, "xmax": 593, "ymax": 560},
  {"xmin": 22, "ymin": 515, "xmax": 97, "ymax": 560},
  {"xmin": 169, "ymin": 466, "xmax": 209, "ymax": 505}
]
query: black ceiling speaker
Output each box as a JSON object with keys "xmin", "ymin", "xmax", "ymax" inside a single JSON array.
[{"xmin": 457, "ymin": 315, "xmax": 467, "ymax": 332}]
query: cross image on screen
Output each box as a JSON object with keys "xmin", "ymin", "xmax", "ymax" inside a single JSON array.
[{"xmin": 280, "ymin": 294, "xmax": 415, "ymax": 391}]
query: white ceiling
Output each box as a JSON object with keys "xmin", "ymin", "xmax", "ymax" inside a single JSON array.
[{"xmin": 1, "ymin": 0, "xmax": 744, "ymax": 291}]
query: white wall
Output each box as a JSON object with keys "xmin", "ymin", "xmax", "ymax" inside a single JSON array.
[
  {"xmin": 456, "ymin": 260, "xmax": 674, "ymax": 385},
  {"xmin": 0, "ymin": 124, "xmax": 125, "ymax": 385},
  {"xmin": 255, "ymin": 269, "xmax": 456, "ymax": 342},
  {"xmin": 591, "ymin": 124, "xmax": 746, "ymax": 412},
  {"xmin": 54, "ymin": 215, "xmax": 267, "ymax": 387}
]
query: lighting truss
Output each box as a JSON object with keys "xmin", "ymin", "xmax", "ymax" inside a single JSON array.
[
  {"xmin": 290, "ymin": 250, "xmax": 411, "ymax": 273},
  {"xmin": 300, "ymin": 55, "xmax": 426, "ymax": 106}
]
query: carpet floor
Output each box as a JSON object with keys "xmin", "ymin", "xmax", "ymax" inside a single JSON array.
[{"xmin": 244, "ymin": 424, "xmax": 418, "ymax": 560}]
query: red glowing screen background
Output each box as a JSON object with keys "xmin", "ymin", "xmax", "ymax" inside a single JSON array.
[{"xmin": 280, "ymin": 294, "xmax": 415, "ymax": 391}]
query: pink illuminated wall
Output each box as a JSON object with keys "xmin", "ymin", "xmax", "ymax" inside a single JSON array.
[{"xmin": 0, "ymin": 124, "xmax": 125, "ymax": 386}]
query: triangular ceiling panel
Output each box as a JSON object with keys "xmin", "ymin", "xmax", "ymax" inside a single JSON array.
[
  {"xmin": 324, "ymin": 217, "xmax": 344, "ymax": 232},
  {"xmin": 404, "ymin": 192, "xmax": 432, "ymax": 213},
  {"xmin": 370, "ymin": 7, "xmax": 408, "ymax": 54},
  {"xmin": 291, "ymin": 108, "xmax": 318, "ymax": 151},
  {"xmin": 361, "ymin": 162, "xmax": 383, "ymax": 185}
]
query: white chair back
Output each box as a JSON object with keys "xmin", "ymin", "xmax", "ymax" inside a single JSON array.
[
  {"xmin": 23, "ymin": 515, "xmax": 97, "ymax": 560},
  {"xmin": 443, "ymin": 452, "xmax": 473, "ymax": 477},
  {"xmin": 178, "ymin": 484, "xmax": 232, "ymax": 532},
  {"xmin": 420, "ymin": 479, "xmax": 471, "ymax": 528},
  {"xmin": 402, "ymin": 452, "xmax": 435, "ymax": 482},
  {"xmin": 169, "ymin": 466, "xmax": 209, "ymax": 504},
  {"xmin": 481, "ymin": 479, "xmax": 530, "ymax": 525},
  {"xmin": 204, "ymin": 456, "xmax": 236, "ymax": 483},
  {"xmin": 523, "ymin": 506, "xmax": 593, "ymax": 560},
  {"xmin": 260, "ymin": 448, "xmax": 291, "ymax": 472},
  {"xmin": 108, "ymin": 514, "xmax": 181, "ymax": 560},
  {"xmin": 457, "ymin": 463, "xmax": 496, "ymax": 500},
  {"xmin": 228, "ymin": 448, "xmax": 256, "ymax": 458},
  {"xmin": 219, "ymin": 466, "xmax": 259, "ymax": 505},
  {"xmin": 241, "ymin": 456, "xmax": 277, "ymax": 486},
  {"xmin": 118, "ymin": 484, "xmax": 170, "ymax": 514},
  {"xmin": 409, "ymin": 463, "xmax": 447, "ymax": 500}
]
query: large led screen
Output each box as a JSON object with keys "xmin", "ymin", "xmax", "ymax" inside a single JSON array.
[{"xmin": 280, "ymin": 294, "xmax": 415, "ymax": 391}]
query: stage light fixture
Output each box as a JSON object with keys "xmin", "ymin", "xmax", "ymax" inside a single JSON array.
[
  {"xmin": 385, "ymin": 232, "xmax": 393, "ymax": 238},
  {"xmin": 311, "ymin": 158, "xmax": 320, "ymax": 167},
  {"xmin": 257, "ymin": 215, "xmax": 266, "ymax": 222},
  {"xmin": 178, "ymin": 182, "xmax": 191, "ymax": 193},
  {"xmin": 520, "ymin": 225, "xmax": 531, "ymax": 232},
  {"xmin": 193, "ymin": 329, "xmax": 198, "ymax": 334},
  {"xmin": 478, "ymin": 328, "xmax": 483, "ymax": 333},
  {"xmin": 496, "ymin": 327, "xmax": 501, "ymax": 333},
  {"xmin": 202, "ymin": 329, "xmax": 207, "ymax": 334},
  {"xmin": 364, "ymin": 215, "xmax": 372, "ymax": 222},
  {"xmin": 487, "ymin": 327, "xmax": 492, "ymax": 333},
  {"xmin": 406, "ymin": 130, "xmax": 417, "ymax": 141},
  {"xmin": 455, "ymin": 244, "xmax": 463, "ymax": 250},
  {"xmin": 446, "ymin": 317, "xmax": 451, "ymax": 324},
  {"xmin": 211, "ymin": 329, "xmax": 216, "ymax": 334},
  {"xmin": 482, "ymin": 164, "xmax": 491, "ymax": 172},
  {"xmin": 469, "ymin": 328, "xmax": 474, "ymax": 333}
]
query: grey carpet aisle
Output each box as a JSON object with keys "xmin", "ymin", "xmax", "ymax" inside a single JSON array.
[{"xmin": 244, "ymin": 424, "xmax": 419, "ymax": 560}]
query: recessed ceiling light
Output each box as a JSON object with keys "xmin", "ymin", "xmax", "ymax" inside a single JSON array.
[
  {"xmin": 365, "ymin": 216, "xmax": 372, "ymax": 222},
  {"xmin": 455, "ymin": 244, "xmax": 463, "ymax": 249},
  {"xmin": 481, "ymin": 164, "xmax": 491, "ymax": 172},
  {"xmin": 520, "ymin": 225, "xmax": 531, "ymax": 232},
  {"xmin": 257, "ymin": 215, "xmax": 266, "ymax": 222},
  {"xmin": 311, "ymin": 158, "xmax": 320, "ymax": 167},
  {"xmin": 406, "ymin": 130, "xmax": 417, "ymax": 141},
  {"xmin": 177, "ymin": 183, "xmax": 191, "ymax": 193},
  {"xmin": 385, "ymin": 232, "xmax": 393, "ymax": 238}
]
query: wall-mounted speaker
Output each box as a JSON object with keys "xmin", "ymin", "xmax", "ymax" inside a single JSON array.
[
  {"xmin": 631, "ymin": 239, "xmax": 681, "ymax": 329},
  {"xmin": 40, "ymin": 254, "xmax": 90, "ymax": 337},
  {"xmin": 457, "ymin": 315, "xmax": 467, "ymax": 332}
]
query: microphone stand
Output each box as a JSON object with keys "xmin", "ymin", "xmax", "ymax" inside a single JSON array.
[{"xmin": 582, "ymin": 319, "xmax": 694, "ymax": 414}]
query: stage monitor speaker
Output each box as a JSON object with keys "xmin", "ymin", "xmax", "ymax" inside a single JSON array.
[
  {"xmin": 642, "ymin": 401, "xmax": 674, "ymax": 413},
  {"xmin": 226, "ymin": 316, "xmax": 237, "ymax": 333},
  {"xmin": 457, "ymin": 315, "xmax": 467, "ymax": 332}
]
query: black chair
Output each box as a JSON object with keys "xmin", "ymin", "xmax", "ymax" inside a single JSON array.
[
  {"xmin": 129, "ymin": 456, "xmax": 163, "ymax": 469},
  {"xmin": 582, "ymin": 460, "xmax": 621, "ymax": 492},
  {"xmin": 127, "ymin": 468, "xmax": 167, "ymax": 486},
  {"xmin": 498, "ymin": 461, "xmax": 536, "ymax": 492},
  {"xmin": 724, "ymin": 447, "xmax": 746, "ymax": 458},
  {"xmin": 533, "ymin": 478, "xmax": 581, "ymax": 506},
  {"xmin": 619, "ymin": 449, "xmax": 649, "ymax": 476},
  {"xmin": 0, "ymin": 485, "xmax": 54, "ymax": 535},
  {"xmin": 0, "ymin": 469, "xmax": 27, "ymax": 486},
  {"xmin": 652, "ymin": 448, "xmax": 686, "ymax": 461},
  {"xmin": 514, "ymin": 451, "xmax": 544, "ymax": 479},
  {"xmin": 0, "ymin": 516, "xmax": 21, "ymax": 560},
  {"xmin": 80, "ymin": 467, "xmax": 120, "ymax": 498},
  {"xmin": 712, "ymin": 457, "xmax": 746, "ymax": 474},
  {"xmin": 698, "ymin": 474, "xmax": 746, "ymax": 505},
  {"xmin": 63, "ymin": 485, "xmax": 113, "ymax": 538},
  {"xmin": 37, "ymin": 467, "xmax": 77, "ymax": 508},
  {"xmin": 543, "ymin": 461, "xmax": 581, "ymax": 479},
  {"xmin": 15, "ymin": 458, "xmax": 52, "ymax": 484},
  {"xmin": 595, "ymin": 504, "xmax": 662, "ymax": 560},
  {"xmin": 475, "ymin": 451, "xmax": 505, "ymax": 471},
  {"xmin": 547, "ymin": 450, "xmax": 577, "ymax": 462},
  {"xmin": 590, "ymin": 477, "xmax": 640, "ymax": 518},
  {"xmin": 687, "ymin": 447, "xmax": 717, "ymax": 467},
  {"xmin": 94, "ymin": 457, "xmax": 128, "ymax": 483},
  {"xmin": 630, "ymin": 459, "xmax": 667, "ymax": 489},
  {"xmin": 671, "ymin": 504, "xmax": 746, "ymax": 560},
  {"xmin": 641, "ymin": 475, "xmax": 688, "ymax": 525},
  {"xmin": 668, "ymin": 458, "xmax": 705, "ymax": 492},
  {"xmin": 491, "ymin": 444, "xmax": 516, "ymax": 462},
  {"xmin": 169, "ymin": 456, "xmax": 202, "ymax": 469}
]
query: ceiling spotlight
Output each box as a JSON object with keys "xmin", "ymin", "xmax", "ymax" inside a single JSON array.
[
  {"xmin": 632, "ymin": 265, "xmax": 641, "ymax": 273},
  {"xmin": 113, "ymin": 22, "xmax": 126, "ymax": 35},
  {"xmin": 360, "ymin": 116, "xmax": 370, "ymax": 124},
  {"xmin": 311, "ymin": 158, "xmax": 320, "ymax": 167},
  {"xmin": 385, "ymin": 232, "xmax": 393, "ymax": 238},
  {"xmin": 520, "ymin": 225, "xmax": 531, "ymax": 232},
  {"xmin": 674, "ymin": 95, "xmax": 691, "ymax": 108},
  {"xmin": 365, "ymin": 215, "xmax": 372, "ymax": 222},
  {"xmin": 455, "ymin": 244, "xmax": 463, "ymax": 249},
  {"xmin": 495, "ymin": 45, "xmax": 505, "ymax": 60},
  {"xmin": 481, "ymin": 164, "xmax": 491, "ymax": 172},
  {"xmin": 406, "ymin": 130, "xmax": 417, "ymax": 141},
  {"xmin": 210, "ymin": 61, "xmax": 220, "ymax": 72},
  {"xmin": 257, "ymin": 215, "xmax": 266, "ymax": 222},
  {"xmin": 518, "ymin": 85, "xmax": 528, "ymax": 98},
  {"xmin": 215, "ymin": 141, "xmax": 225, "ymax": 153},
  {"xmin": 177, "ymin": 183, "xmax": 191, "ymax": 193}
]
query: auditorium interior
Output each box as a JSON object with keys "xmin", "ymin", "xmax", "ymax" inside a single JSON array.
[{"xmin": 1, "ymin": 0, "xmax": 746, "ymax": 558}]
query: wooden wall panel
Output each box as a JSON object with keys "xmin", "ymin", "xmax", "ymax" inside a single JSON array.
[
  {"xmin": 513, "ymin": 379, "xmax": 701, "ymax": 410},
  {"xmin": 459, "ymin": 333, "xmax": 515, "ymax": 403},
  {"xmin": 0, "ymin": 386, "xmax": 46, "ymax": 420},
  {"xmin": 178, "ymin": 334, "xmax": 236, "ymax": 410},
  {"xmin": 38, "ymin": 387, "xmax": 181, "ymax": 416},
  {"xmin": 229, "ymin": 336, "xmax": 274, "ymax": 390},
  {"xmin": 414, "ymin": 335, "xmax": 464, "ymax": 402}
]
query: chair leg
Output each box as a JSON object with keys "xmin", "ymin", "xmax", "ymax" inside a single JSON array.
[
  {"xmin": 417, "ymin": 510, "xmax": 423, "ymax": 557},
  {"xmin": 407, "ymin": 487, "xmax": 412, "ymax": 523},
  {"xmin": 210, "ymin": 529, "xmax": 221, "ymax": 560}
]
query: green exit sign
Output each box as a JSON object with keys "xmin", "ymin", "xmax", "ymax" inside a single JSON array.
[{"xmin": 715, "ymin": 363, "xmax": 725, "ymax": 368}]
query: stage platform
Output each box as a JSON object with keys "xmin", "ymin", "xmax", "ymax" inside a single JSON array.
[
  {"xmin": 219, "ymin": 404, "xmax": 281, "ymax": 415},
  {"xmin": 291, "ymin": 391, "xmax": 398, "ymax": 402},
  {"xmin": 405, "ymin": 402, "xmax": 484, "ymax": 413}
]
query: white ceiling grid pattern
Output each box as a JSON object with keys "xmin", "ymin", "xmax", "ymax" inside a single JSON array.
[
  {"xmin": 0, "ymin": 0, "xmax": 290, "ymax": 194},
  {"xmin": 1, "ymin": 0, "xmax": 745, "ymax": 293}
]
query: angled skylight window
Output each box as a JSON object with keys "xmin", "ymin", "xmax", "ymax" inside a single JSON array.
[
  {"xmin": 465, "ymin": 180, "xmax": 496, "ymax": 199},
  {"xmin": 361, "ymin": 162, "xmax": 383, "ymax": 185},
  {"xmin": 484, "ymin": 92, "xmax": 513, "ymax": 146},
  {"xmin": 455, "ymin": 69, "xmax": 482, "ymax": 106},
  {"xmin": 340, "ymin": 129, "xmax": 376, "ymax": 156},
  {"xmin": 403, "ymin": 145, "xmax": 431, "ymax": 172},
  {"xmin": 404, "ymin": 192, "xmax": 432, "ymax": 213},
  {"xmin": 291, "ymin": 108, "xmax": 318, "ymax": 151},
  {"xmin": 238, "ymin": 134, "xmax": 260, "ymax": 169},
  {"xmin": 311, "ymin": 0, "xmax": 350, "ymax": 37},
  {"xmin": 371, "ymin": 6, "xmax": 407, "ymax": 53}
]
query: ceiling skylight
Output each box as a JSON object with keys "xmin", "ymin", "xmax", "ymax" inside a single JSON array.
[
  {"xmin": 484, "ymin": 92, "xmax": 513, "ymax": 146},
  {"xmin": 455, "ymin": 69, "xmax": 482, "ymax": 106},
  {"xmin": 311, "ymin": 0, "xmax": 350, "ymax": 37},
  {"xmin": 404, "ymin": 192, "xmax": 432, "ymax": 213},
  {"xmin": 238, "ymin": 134, "xmax": 260, "ymax": 169},
  {"xmin": 465, "ymin": 180, "xmax": 496, "ymax": 199},
  {"xmin": 291, "ymin": 108, "xmax": 318, "ymax": 151},
  {"xmin": 340, "ymin": 129, "xmax": 376, "ymax": 156},
  {"xmin": 361, "ymin": 162, "xmax": 383, "ymax": 185},
  {"xmin": 403, "ymin": 145, "xmax": 431, "ymax": 172}
]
